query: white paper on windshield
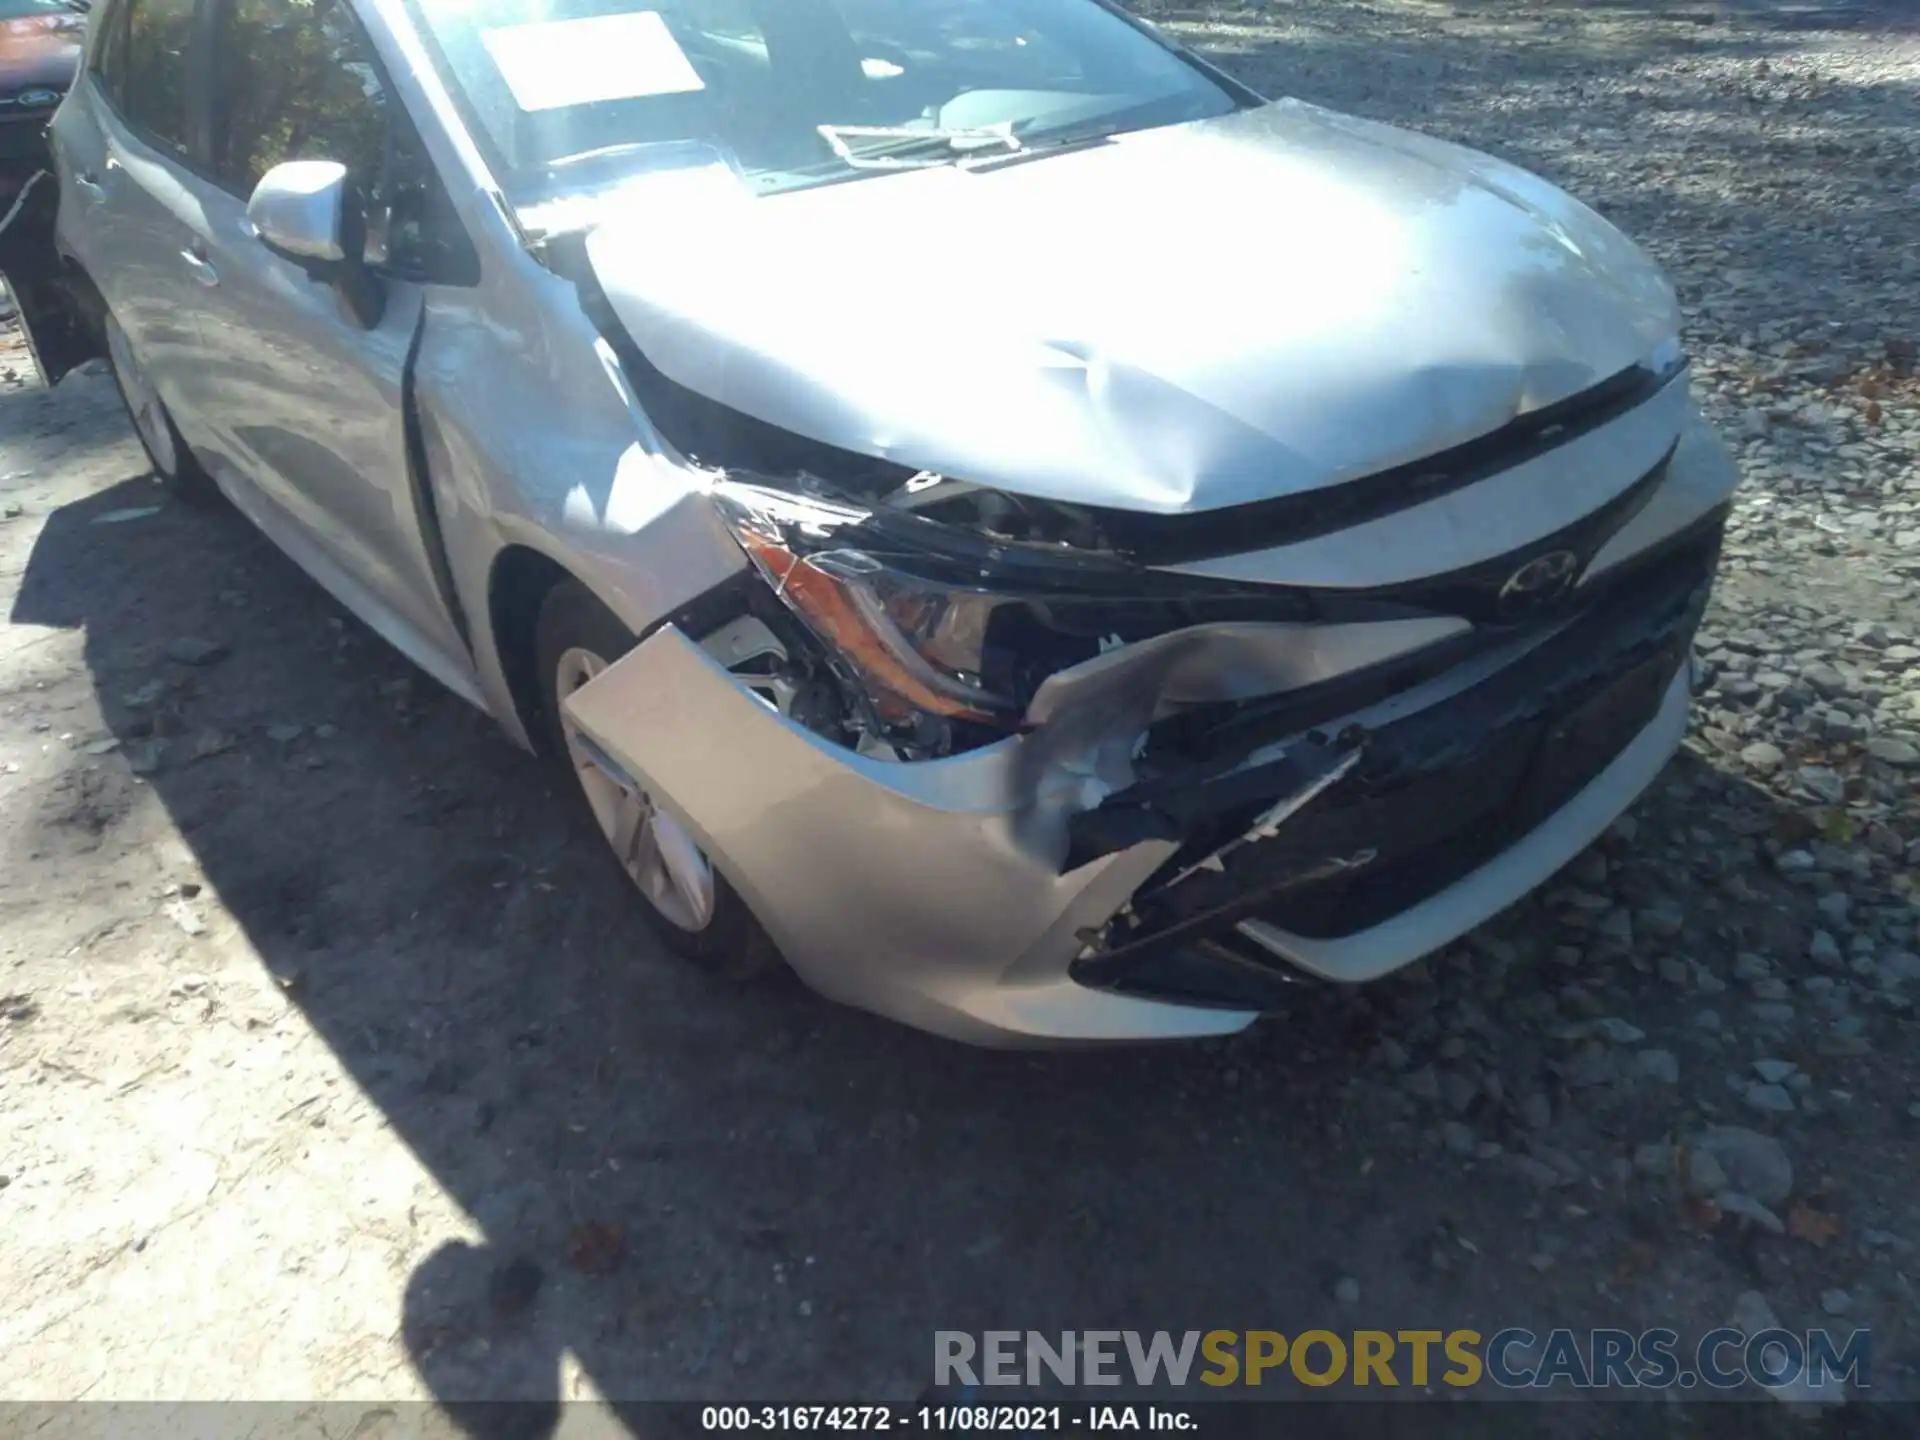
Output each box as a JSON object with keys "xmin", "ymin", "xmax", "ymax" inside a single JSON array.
[{"xmin": 481, "ymin": 11, "xmax": 705, "ymax": 113}]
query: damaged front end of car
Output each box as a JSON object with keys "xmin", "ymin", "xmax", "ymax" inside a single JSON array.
[
  {"xmin": 551, "ymin": 320, "xmax": 1732, "ymax": 1043},
  {"xmin": 517, "ymin": 127, "xmax": 1738, "ymax": 1043}
]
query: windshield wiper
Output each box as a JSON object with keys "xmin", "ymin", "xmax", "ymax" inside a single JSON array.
[
  {"xmin": 543, "ymin": 138, "xmax": 730, "ymax": 175},
  {"xmin": 816, "ymin": 124, "xmax": 1023, "ymax": 171},
  {"xmin": 965, "ymin": 100, "xmax": 1213, "ymax": 172}
]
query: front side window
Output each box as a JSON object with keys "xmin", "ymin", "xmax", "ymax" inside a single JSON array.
[
  {"xmin": 88, "ymin": 0, "xmax": 129, "ymax": 100},
  {"xmin": 115, "ymin": 0, "xmax": 193, "ymax": 151},
  {"xmin": 402, "ymin": 0, "xmax": 1240, "ymax": 212},
  {"xmin": 206, "ymin": 0, "xmax": 474, "ymax": 280},
  {"xmin": 211, "ymin": 0, "xmax": 388, "ymax": 195}
]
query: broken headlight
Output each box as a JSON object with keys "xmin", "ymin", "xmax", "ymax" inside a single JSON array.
[{"xmin": 712, "ymin": 481, "xmax": 1317, "ymax": 735}]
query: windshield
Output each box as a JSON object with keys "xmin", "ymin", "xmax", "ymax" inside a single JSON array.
[{"xmin": 404, "ymin": 0, "xmax": 1240, "ymax": 208}]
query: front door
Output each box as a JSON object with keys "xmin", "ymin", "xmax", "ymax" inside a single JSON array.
[{"xmin": 177, "ymin": 0, "xmax": 472, "ymax": 685}]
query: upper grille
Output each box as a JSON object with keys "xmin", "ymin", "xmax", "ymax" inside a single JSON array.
[{"xmin": 1083, "ymin": 363, "xmax": 1672, "ymax": 566}]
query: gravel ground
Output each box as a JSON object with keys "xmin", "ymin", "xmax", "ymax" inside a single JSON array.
[{"xmin": 2, "ymin": 0, "xmax": 1918, "ymax": 1424}]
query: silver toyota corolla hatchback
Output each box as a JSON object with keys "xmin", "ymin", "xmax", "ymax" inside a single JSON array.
[{"xmin": 1, "ymin": 0, "xmax": 1738, "ymax": 1044}]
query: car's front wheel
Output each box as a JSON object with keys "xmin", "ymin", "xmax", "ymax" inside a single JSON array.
[
  {"xmin": 103, "ymin": 310, "xmax": 222, "ymax": 506},
  {"xmin": 535, "ymin": 579, "xmax": 781, "ymax": 980}
]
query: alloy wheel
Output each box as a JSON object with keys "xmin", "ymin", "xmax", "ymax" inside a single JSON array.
[{"xmin": 553, "ymin": 646, "xmax": 717, "ymax": 933}]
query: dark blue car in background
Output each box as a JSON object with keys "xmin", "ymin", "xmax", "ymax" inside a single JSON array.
[{"xmin": 0, "ymin": 0, "xmax": 83, "ymax": 209}]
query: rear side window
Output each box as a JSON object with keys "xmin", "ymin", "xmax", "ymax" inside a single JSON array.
[
  {"xmin": 210, "ymin": 0, "xmax": 388, "ymax": 196},
  {"xmin": 115, "ymin": 0, "xmax": 194, "ymax": 152}
]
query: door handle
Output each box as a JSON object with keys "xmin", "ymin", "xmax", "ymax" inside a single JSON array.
[
  {"xmin": 73, "ymin": 171, "xmax": 105, "ymax": 199},
  {"xmin": 180, "ymin": 243, "xmax": 219, "ymax": 287}
]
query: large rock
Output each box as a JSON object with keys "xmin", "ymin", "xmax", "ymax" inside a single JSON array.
[
  {"xmin": 1799, "ymin": 661, "xmax": 1849, "ymax": 695},
  {"xmin": 1690, "ymin": 1126, "xmax": 1793, "ymax": 1206},
  {"xmin": 1865, "ymin": 736, "xmax": 1920, "ymax": 769}
]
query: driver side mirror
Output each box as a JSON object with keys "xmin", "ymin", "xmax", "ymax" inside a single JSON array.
[{"xmin": 247, "ymin": 160, "xmax": 385, "ymax": 328}]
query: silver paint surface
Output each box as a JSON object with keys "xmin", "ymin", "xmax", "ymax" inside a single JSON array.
[{"xmin": 244, "ymin": 161, "xmax": 350, "ymax": 264}]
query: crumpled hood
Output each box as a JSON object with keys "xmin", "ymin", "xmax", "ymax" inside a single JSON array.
[{"xmin": 587, "ymin": 99, "xmax": 1681, "ymax": 514}]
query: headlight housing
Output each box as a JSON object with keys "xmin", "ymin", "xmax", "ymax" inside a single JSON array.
[{"xmin": 712, "ymin": 480, "xmax": 1318, "ymax": 735}]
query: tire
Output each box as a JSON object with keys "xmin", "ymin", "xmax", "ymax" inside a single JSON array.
[
  {"xmin": 535, "ymin": 578, "xmax": 782, "ymax": 980},
  {"xmin": 103, "ymin": 309, "xmax": 223, "ymax": 507}
]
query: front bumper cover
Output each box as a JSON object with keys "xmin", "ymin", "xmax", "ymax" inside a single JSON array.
[
  {"xmin": 560, "ymin": 421, "xmax": 1735, "ymax": 1045},
  {"xmin": 562, "ymin": 622, "xmax": 1696, "ymax": 1044}
]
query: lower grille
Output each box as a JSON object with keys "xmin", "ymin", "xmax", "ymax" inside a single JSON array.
[
  {"xmin": 1072, "ymin": 524, "xmax": 1720, "ymax": 1002},
  {"xmin": 1251, "ymin": 643, "xmax": 1678, "ymax": 939}
]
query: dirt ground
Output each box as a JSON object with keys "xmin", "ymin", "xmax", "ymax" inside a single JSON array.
[{"xmin": 3, "ymin": 0, "xmax": 1919, "ymax": 1428}]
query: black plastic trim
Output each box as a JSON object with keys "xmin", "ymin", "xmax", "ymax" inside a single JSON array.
[
  {"xmin": 400, "ymin": 305, "xmax": 471, "ymax": 655},
  {"xmin": 1069, "ymin": 517, "xmax": 1724, "ymax": 998}
]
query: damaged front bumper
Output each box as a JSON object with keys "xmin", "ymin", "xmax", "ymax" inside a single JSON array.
[
  {"xmin": 561, "ymin": 424, "xmax": 1734, "ymax": 1045},
  {"xmin": 565, "ymin": 624, "xmax": 1228, "ymax": 1044}
]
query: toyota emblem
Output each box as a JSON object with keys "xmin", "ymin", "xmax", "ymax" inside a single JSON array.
[{"xmin": 1497, "ymin": 549, "xmax": 1579, "ymax": 615}]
